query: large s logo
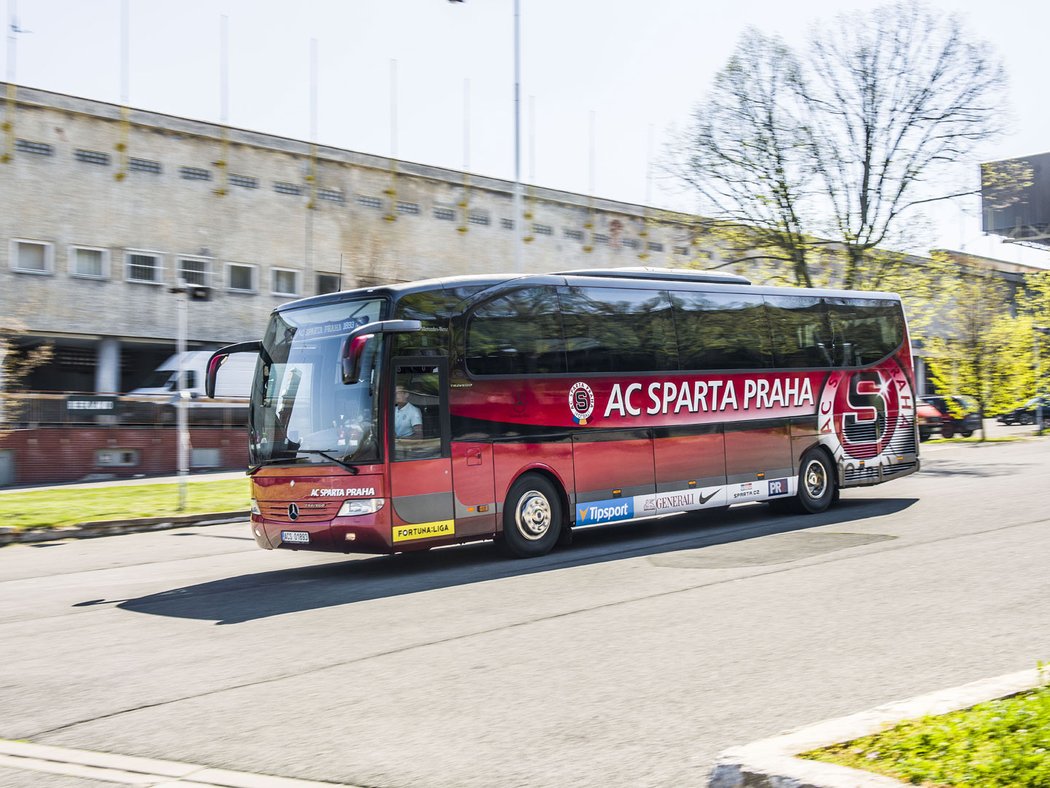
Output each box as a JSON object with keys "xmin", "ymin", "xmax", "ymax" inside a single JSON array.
[{"xmin": 825, "ymin": 368, "xmax": 904, "ymax": 460}]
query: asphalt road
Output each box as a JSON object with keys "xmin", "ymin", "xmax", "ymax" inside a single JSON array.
[{"xmin": 1, "ymin": 432, "xmax": 1048, "ymax": 787}]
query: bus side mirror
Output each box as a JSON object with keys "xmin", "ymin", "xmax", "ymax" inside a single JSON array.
[
  {"xmin": 341, "ymin": 334, "xmax": 375, "ymax": 385},
  {"xmin": 206, "ymin": 341, "xmax": 261, "ymax": 398},
  {"xmin": 340, "ymin": 319, "xmax": 424, "ymax": 385}
]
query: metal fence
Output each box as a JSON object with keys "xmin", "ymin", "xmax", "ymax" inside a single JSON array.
[{"xmin": 2, "ymin": 393, "xmax": 249, "ymax": 429}]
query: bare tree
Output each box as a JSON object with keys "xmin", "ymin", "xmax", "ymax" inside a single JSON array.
[
  {"xmin": 671, "ymin": 28, "xmax": 821, "ymax": 287},
  {"xmin": 800, "ymin": 1, "xmax": 1007, "ymax": 288},
  {"xmin": 670, "ymin": 1, "xmax": 1007, "ymax": 290}
]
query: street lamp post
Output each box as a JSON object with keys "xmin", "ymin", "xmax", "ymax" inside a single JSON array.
[
  {"xmin": 449, "ymin": 0, "xmax": 523, "ymax": 272},
  {"xmin": 169, "ymin": 281, "xmax": 209, "ymax": 510}
]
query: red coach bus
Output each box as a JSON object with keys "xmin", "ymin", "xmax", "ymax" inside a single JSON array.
[{"xmin": 207, "ymin": 267, "xmax": 917, "ymax": 559}]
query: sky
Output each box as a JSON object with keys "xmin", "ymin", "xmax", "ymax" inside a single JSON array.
[{"xmin": 4, "ymin": 0, "xmax": 1049, "ymax": 268}]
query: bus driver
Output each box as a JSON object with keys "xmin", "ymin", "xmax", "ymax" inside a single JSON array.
[{"xmin": 395, "ymin": 386, "xmax": 423, "ymax": 438}]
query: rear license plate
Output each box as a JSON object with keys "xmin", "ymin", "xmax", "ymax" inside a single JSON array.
[{"xmin": 281, "ymin": 530, "xmax": 310, "ymax": 544}]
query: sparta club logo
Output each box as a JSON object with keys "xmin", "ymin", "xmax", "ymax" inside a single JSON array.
[
  {"xmin": 568, "ymin": 382, "xmax": 595, "ymax": 425},
  {"xmin": 819, "ymin": 365, "xmax": 911, "ymax": 461}
]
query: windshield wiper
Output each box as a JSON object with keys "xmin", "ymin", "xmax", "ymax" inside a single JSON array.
[
  {"xmin": 247, "ymin": 455, "xmax": 310, "ymax": 475},
  {"xmin": 293, "ymin": 449, "xmax": 360, "ymax": 475},
  {"xmin": 248, "ymin": 450, "xmax": 360, "ymax": 475}
]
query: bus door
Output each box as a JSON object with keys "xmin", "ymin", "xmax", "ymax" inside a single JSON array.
[{"xmin": 388, "ymin": 358, "xmax": 455, "ymax": 546}]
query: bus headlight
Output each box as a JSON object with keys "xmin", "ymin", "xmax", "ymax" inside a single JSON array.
[
  {"xmin": 337, "ymin": 498, "xmax": 385, "ymax": 517},
  {"xmin": 250, "ymin": 498, "xmax": 261, "ymax": 516}
]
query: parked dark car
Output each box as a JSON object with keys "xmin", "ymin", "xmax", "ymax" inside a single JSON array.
[
  {"xmin": 997, "ymin": 396, "xmax": 1050, "ymax": 426},
  {"xmin": 921, "ymin": 395, "xmax": 981, "ymax": 438},
  {"xmin": 916, "ymin": 400, "xmax": 943, "ymax": 441}
]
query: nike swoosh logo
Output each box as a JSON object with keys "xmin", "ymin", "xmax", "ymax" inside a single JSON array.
[{"xmin": 698, "ymin": 490, "xmax": 718, "ymax": 505}]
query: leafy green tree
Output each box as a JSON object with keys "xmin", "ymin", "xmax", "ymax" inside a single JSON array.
[
  {"xmin": 0, "ymin": 319, "xmax": 53, "ymax": 439},
  {"xmin": 924, "ymin": 259, "xmax": 1028, "ymax": 434}
]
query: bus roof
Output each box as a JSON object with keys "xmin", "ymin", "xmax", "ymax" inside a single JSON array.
[{"xmin": 273, "ymin": 267, "xmax": 901, "ymax": 315}]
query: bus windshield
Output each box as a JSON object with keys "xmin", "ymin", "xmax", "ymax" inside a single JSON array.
[{"xmin": 250, "ymin": 298, "xmax": 385, "ymax": 468}]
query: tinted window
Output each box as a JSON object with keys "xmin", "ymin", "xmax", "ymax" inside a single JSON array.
[
  {"xmin": 394, "ymin": 286, "xmax": 488, "ymax": 356},
  {"xmin": 466, "ymin": 287, "xmax": 566, "ymax": 375},
  {"xmin": 765, "ymin": 295, "xmax": 834, "ymax": 368},
  {"xmin": 824, "ymin": 297, "xmax": 904, "ymax": 366},
  {"xmin": 558, "ymin": 287, "xmax": 678, "ymax": 373},
  {"xmin": 672, "ymin": 291, "xmax": 773, "ymax": 370}
]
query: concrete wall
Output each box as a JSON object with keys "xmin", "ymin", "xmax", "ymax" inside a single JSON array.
[{"xmin": 0, "ymin": 83, "xmax": 696, "ymax": 357}]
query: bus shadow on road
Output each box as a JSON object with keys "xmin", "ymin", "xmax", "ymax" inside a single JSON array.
[{"xmin": 116, "ymin": 496, "xmax": 916, "ymax": 625}]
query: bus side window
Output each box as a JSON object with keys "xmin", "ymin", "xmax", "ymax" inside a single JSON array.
[{"xmin": 394, "ymin": 367, "xmax": 441, "ymax": 460}]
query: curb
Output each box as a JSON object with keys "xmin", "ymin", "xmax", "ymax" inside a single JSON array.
[
  {"xmin": 708, "ymin": 667, "xmax": 1044, "ymax": 787},
  {"xmin": 0, "ymin": 511, "xmax": 249, "ymax": 547}
]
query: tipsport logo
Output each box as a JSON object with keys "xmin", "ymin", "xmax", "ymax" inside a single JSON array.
[{"xmin": 576, "ymin": 498, "xmax": 634, "ymax": 525}]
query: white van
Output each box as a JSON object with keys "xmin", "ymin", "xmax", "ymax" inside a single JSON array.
[{"xmin": 129, "ymin": 351, "xmax": 255, "ymax": 401}]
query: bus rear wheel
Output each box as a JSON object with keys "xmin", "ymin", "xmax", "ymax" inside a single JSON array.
[
  {"xmin": 500, "ymin": 474, "xmax": 563, "ymax": 558},
  {"xmin": 796, "ymin": 448, "xmax": 836, "ymax": 514}
]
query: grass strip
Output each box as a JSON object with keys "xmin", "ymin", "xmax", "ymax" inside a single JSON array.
[
  {"xmin": 0, "ymin": 479, "xmax": 251, "ymax": 530},
  {"xmin": 802, "ymin": 680, "xmax": 1050, "ymax": 787}
]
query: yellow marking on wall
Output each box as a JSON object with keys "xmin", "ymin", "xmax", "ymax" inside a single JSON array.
[{"xmin": 392, "ymin": 520, "xmax": 455, "ymax": 543}]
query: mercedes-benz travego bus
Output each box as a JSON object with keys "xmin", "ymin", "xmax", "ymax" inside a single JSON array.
[{"xmin": 207, "ymin": 267, "xmax": 918, "ymax": 559}]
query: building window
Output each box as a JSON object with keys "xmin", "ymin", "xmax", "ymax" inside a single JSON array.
[
  {"xmin": 674, "ymin": 246, "xmax": 689, "ymax": 255},
  {"xmin": 397, "ymin": 201, "xmax": 420, "ymax": 215},
  {"xmin": 15, "ymin": 139, "xmax": 52, "ymax": 156},
  {"xmin": 177, "ymin": 257, "xmax": 211, "ymax": 287},
  {"xmin": 226, "ymin": 262, "xmax": 257, "ymax": 293},
  {"xmin": 318, "ymin": 188, "xmax": 345, "ymax": 203},
  {"xmin": 356, "ymin": 195, "xmax": 383, "ymax": 209},
  {"xmin": 564, "ymin": 228, "xmax": 584, "ymax": 241},
  {"xmin": 70, "ymin": 246, "xmax": 109, "ymax": 279},
  {"xmin": 431, "ymin": 206, "xmax": 454, "ymax": 221},
  {"xmin": 10, "ymin": 239, "xmax": 54, "ymax": 274},
  {"xmin": 129, "ymin": 157, "xmax": 162, "ymax": 174},
  {"xmin": 95, "ymin": 448, "xmax": 139, "ymax": 467},
  {"xmin": 593, "ymin": 233, "xmax": 610, "ymax": 245},
  {"xmin": 533, "ymin": 223, "xmax": 553, "ymax": 236},
  {"xmin": 468, "ymin": 211, "xmax": 490, "ymax": 226},
  {"xmin": 75, "ymin": 149, "xmax": 110, "ymax": 166},
  {"xmin": 621, "ymin": 238, "xmax": 639, "ymax": 249},
  {"xmin": 229, "ymin": 173, "xmax": 258, "ymax": 189},
  {"xmin": 501, "ymin": 218, "xmax": 515, "ymax": 230},
  {"xmin": 274, "ymin": 181, "xmax": 302, "ymax": 195},
  {"xmin": 180, "ymin": 166, "xmax": 211, "ymax": 181},
  {"xmin": 125, "ymin": 251, "xmax": 163, "ymax": 284},
  {"xmin": 317, "ymin": 273, "xmax": 341, "ymax": 294},
  {"xmin": 272, "ymin": 268, "xmax": 300, "ymax": 296},
  {"xmin": 648, "ymin": 241, "xmax": 664, "ymax": 252}
]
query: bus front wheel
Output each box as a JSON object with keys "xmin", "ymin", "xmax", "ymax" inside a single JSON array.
[
  {"xmin": 796, "ymin": 449, "xmax": 836, "ymax": 514},
  {"xmin": 500, "ymin": 474, "xmax": 563, "ymax": 558}
]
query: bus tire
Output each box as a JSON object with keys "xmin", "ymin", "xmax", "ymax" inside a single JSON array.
[
  {"xmin": 796, "ymin": 448, "xmax": 836, "ymax": 514},
  {"xmin": 500, "ymin": 474, "xmax": 563, "ymax": 558}
]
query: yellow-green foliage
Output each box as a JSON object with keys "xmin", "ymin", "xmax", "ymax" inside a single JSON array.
[{"xmin": 804, "ymin": 678, "xmax": 1050, "ymax": 787}]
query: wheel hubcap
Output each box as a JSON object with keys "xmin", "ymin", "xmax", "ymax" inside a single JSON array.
[
  {"xmin": 515, "ymin": 490, "xmax": 551, "ymax": 541},
  {"xmin": 803, "ymin": 459, "xmax": 828, "ymax": 499}
]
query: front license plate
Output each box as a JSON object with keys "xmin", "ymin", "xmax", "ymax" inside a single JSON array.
[{"xmin": 281, "ymin": 530, "xmax": 310, "ymax": 544}]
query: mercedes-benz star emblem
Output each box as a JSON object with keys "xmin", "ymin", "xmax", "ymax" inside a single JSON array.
[{"xmin": 288, "ymin": 503, "xmax": 300, "ymax": 521}]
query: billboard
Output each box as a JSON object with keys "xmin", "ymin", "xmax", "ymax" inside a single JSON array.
[{"xmin": 981, "ymin": 152, "xmax": 1050, "ymax": 246}]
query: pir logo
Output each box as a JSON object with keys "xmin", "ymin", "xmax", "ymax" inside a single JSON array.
[
  {"xmin": 568, "ymin": 382, "xmax": 595, "ymax": 425},
  {"xmin": 820, "ymin": 365, "xmax": 912, "ymax": 461}
]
